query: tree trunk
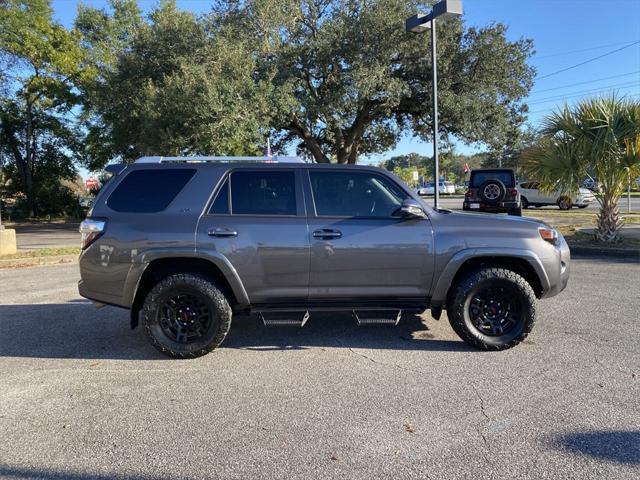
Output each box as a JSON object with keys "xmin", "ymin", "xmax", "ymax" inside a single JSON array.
[{"xmin": 595, "ymin": 192, "xmax": 622, "ymax": 242}]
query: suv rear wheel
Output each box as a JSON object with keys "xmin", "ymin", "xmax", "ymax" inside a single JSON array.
[
  {"xmin": 447, "ymin": 267, "xmax": 536, "ymax": 350},
  {"xmin": 142, "ymin": 273, "xmax": 232, "ymax": 358}
]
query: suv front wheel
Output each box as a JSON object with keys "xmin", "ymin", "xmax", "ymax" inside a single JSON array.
[
  {"xmin": 447, "ymin": 267, "xmax": 536, "ymax": 350},
  {"xmin": 142, "ymin": 273, "xmax": 232, "ymax": 358}
]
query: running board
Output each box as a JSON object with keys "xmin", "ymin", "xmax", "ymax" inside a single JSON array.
[
  {"xmin": 352, "ymin": 309, "xmax": 402, "ymax": 326},
  {"xmin": 259, "ymin": 311, "xmax": 310, "ymax": 327}
]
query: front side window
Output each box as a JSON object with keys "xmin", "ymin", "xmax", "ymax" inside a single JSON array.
[
  {"xmin": 310, "ymin": 171, "xmax": 408, "ymax": 217},
  {"xmin": 229, "ymin": 171, "xmax": 296, "ymax": 215}
]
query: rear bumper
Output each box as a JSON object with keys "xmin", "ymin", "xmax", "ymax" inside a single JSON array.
[{"xmin": 463, "ymin": 201, "xmax": 519, "ymax": 211}]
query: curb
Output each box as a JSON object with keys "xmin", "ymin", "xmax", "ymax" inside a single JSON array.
[
  {"xmin": 0, "ymin": 254, "xmax": 79, "ymax": 269},
  {"xmin": 568, "ymin": 245, "xmax": 640, "ymax": 262}
]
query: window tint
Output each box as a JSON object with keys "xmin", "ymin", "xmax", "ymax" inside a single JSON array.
[
  {"xmin": 210, "ymin": 178, "xmax": 229, "ymax": 214},
  {"xmin": 310, "ymin": 171, "xmax": 407, "ymax": 217},
  {"xmin": 470, "ymin": 171, "xmax": 515, "ymax": 188},
  {"xmin": 230, "ymin": 171, "xmax": 296, "ymax": 215},
  {"xmin": 107, "ymin": 169, "xmax": 195, "ymax": 213}
]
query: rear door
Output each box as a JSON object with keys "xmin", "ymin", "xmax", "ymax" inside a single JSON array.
[
  {"xmin": 305, "ymin": 169, "xmax": 434, "ymax": 304},
  {"xmin": 196, "ymin": 169, "xmax": 309, "ymax": 304}
]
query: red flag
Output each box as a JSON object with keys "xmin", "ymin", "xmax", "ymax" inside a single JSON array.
[{"xmin": 463, "ymin": 163, "xmax": 470, "ymax": 174}]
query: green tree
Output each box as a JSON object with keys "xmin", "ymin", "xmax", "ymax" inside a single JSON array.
[
  {"xmin": 0, "ymin": 0, "xmax": 89, "ymax": 216},
  {"xmin": 217, "ymin": 0, "xmax": 535, "ymax": 163},
  {"xmin": 77, "ymin": 0, "xmax": 279, "ymax": 168},
  {"xmin": 523, "ymin": 96, "xmax": 640, "ymax": 242}
]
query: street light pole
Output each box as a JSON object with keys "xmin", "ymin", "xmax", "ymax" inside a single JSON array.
[
  {"xmin": 430, "ymin": 19, "xmax": 440, "ymax": 209},
  {"xmin": 406, "ymin": 1, "xmax": 463, "ymax": 210}
]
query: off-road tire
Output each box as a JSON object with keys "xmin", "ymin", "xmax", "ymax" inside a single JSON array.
[
  {"xmin": 509, "ymin": 207, "xmax": 523, "ymax": 216},
  {"xmin": 447, "ymin": 267, "xmax": 536, "ymax": 350},
  {"xmin": 142, "ymin": 273, "xmax": 232, "ymax": 359}
]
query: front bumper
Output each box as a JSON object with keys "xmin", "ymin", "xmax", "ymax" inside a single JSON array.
[{"xmin": 540, "ymin": 235, "xmax": 570, "ymax": 299}]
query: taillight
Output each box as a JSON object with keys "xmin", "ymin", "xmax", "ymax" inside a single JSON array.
[
  {"xmin": 465, "ymin": 190, "xmax": 473, "ymax": 197},
  {"xmin": 510, "ymin": 189, "xmax": 518, "ymax": 197},
  {"xmin": 79, "ymin": 218, "xmax": 107, "ymax": 250}
]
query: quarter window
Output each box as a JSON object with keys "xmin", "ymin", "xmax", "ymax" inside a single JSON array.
[
  {"xmin": 107, "ymin": 169, "xmax": 195, "ymax": 213},
  {"xmin": 230, "ymin": 171, "xmax": 296, "ymax": 216},
  {"xmin": 310, "ymin": 171, "xmax": 408, "ymax": 217},
  {"xmin": 210, "ymin": 178, "xmax": 230, "ymax": 214}
]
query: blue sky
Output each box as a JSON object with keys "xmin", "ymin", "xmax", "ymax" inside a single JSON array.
[{"xmin": 50, "ymin": 0, "xmax": 640, "ymax": 172}]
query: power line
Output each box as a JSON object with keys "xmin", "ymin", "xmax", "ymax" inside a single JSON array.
[
  {"xmin": 528, "ymin": 81, "xmax": 640, "ymax": 105},
  {"xmin": 527, "ymin": 92, "xmax": 640, "ymax": 115},
  {"xmin": 536, "ymin": 41, "xmax": 640, "ymax": 80},
  {"xmin": 531, "ymin": 71, "xmax": 640, "ymax": 94},
  {"xmin": 534, "ymin": 39, "xmax": 640, "ymax": 59}
]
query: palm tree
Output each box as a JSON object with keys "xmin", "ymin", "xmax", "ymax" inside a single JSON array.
[{"xmin": 523, "ymin": 96, "xmax": 640, "ymax": 242}]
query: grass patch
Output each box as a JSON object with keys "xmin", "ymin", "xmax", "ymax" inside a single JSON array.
[
  {"xmin": 557, "ymin": 225, "xmax": 640, "ymax": 249},
  {"xmin": 0, "ymin": 246, "xmax": 80, "ymax": 259}
]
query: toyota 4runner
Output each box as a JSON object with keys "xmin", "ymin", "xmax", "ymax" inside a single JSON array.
[{"xmin": 79, "ymin": 156, "xmax": 570, "ymax": 358}]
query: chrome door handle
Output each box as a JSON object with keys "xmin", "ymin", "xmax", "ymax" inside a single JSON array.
[
  {"xmin": 207, "ymin": 228, "xmax": 238, "ymax": 238},
  {"xmin": 312, "ymin": 229, "xmax": 342, "ymax": 239}
]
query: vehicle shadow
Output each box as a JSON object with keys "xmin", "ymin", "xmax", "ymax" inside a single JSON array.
[
  {"xmin": 0, "ymin": 301, "xmax": 470, "ymax": 360},
  {"xmin": 553, "ymin": 430, "xmax": 640, "ymax": 465},
  {"xmin": 0, "ymin": 464, "xmax": 175, "ymax": 480},
  {"xmin": 222, "ymin": 311, "xmax": 470, "ymax": 352}
]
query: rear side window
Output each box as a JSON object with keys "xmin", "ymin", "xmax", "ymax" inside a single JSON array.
[
  {"xmin": 107, "ymin": 169, "xmax": 195, "ymax": 213},
  {"xmin": 470, "ymin": 171, "xmax": 515, "ymax": 188},
  {"xmin": 230, "ymin": 171, "xmax": 296, "ymax": 215},
  {"xmin": 310, "ymin": 171, "xmax": 407, "ymax": 217}
]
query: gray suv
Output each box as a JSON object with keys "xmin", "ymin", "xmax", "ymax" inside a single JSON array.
[{"xmin": 79, "ymin": 157, "xmax": 570, "ymax": 358}]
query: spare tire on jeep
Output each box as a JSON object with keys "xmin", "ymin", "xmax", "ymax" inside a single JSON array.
[{"xmin": 478, "ymin": 179, "xmax": 506, "ymax": 204}]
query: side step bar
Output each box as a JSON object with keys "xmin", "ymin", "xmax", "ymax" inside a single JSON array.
[
  {"xmin": 257, "ymin": 309, "xmax": 403, "ymax": 327},
  {"xmin": 352, "ymin": 309, "xmax": 402, "ymax": 326},
  {"xmin": 259, "ymin": 311, "xmax": 310, "ymax": 327}
]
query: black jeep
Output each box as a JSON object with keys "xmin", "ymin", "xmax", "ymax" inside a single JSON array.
[{"xmin": 463, "ymin": 168, "xmax": 522, "ymax": 216}]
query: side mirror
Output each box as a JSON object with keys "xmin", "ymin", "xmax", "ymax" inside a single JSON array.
[{"xmin": 400, "ymin": 199, "xmax": 427, "ymax": 219}]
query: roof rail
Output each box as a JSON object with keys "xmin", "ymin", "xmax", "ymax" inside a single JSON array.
[{"xmin": 135, "ymin": 156, "xmax": 306, "ymax": 164}]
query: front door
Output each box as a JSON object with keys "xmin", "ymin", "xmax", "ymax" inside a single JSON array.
[
  {"xmin": 305, "ymin": 169, "xmax": 434, "ymax": 304},
  {"xmin": 196, "ymin": 169, "xmax": 309, "ymax": 304}
]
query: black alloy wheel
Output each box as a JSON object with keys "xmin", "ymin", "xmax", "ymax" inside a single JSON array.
[
  {"xmin": 158, "ymin": 293, "xmax": 212, "ymax": 344},
  {"xmin": 468, "ymin": 285, "xmax": 522, "ymax": 336}
]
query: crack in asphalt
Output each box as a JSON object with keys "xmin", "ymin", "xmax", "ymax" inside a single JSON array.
[
  {"xmin": 334, "ymin": 338, "xmax": 430, "ymax": 376},
  {"xmin": 471, "ymin": 384, "xmax": 492, "ymax": 466}
]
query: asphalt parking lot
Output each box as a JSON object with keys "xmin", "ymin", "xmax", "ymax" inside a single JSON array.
[{"xmin": 1, "ymin": 259, "xmax": 639, "ymax": 479}]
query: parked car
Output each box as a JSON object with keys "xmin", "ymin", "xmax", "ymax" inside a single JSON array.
[
  {"xmin": 517, "ymin": 182, "xmax": 595, "ymax": 210},
  {"xmin": 417, "ymin": 181, "xmax": 456, "ymax": 196},
  {"xmin": 582, "ymin": 178, "xmax": 602, "ymax": 193},
  {"xmin": 463, "ymin": 168, "xmax": 521, "ymax": 216},
  {"xmin": 79, "ymin": 156, "xmax": 570, "ymax": 358}
]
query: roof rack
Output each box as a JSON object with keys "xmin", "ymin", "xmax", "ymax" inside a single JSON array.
[{"xmin": 135, "ymin": 156, "xmax": 306, "ymax": 164}]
